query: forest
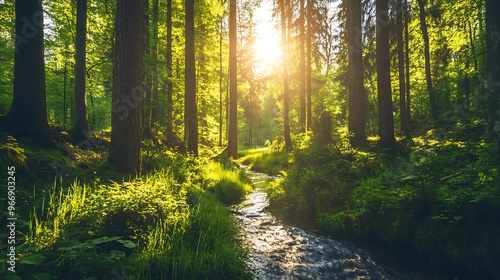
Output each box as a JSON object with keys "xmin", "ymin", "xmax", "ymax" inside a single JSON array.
[{"xmin": 0, "ymin": 0, "xmax": 499, "ymax": 279}]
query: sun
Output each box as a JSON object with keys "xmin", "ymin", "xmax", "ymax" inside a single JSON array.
[{"xmin": 253, "ymin": 2, "xmax": 282, "ymax": 75}]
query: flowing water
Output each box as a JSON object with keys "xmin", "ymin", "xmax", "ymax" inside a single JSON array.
[{"xmin": 231, "ymin": 167, "xmax": 414, "ymax": 280}]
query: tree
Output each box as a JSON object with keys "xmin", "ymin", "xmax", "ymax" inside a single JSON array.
[
  {"xmin": 74, "ymin": 0, "xmax": 89, "ymax": 139},
  {"xmin": 3, "ymin": 0, "xmax": 50, "ymax": 139},
  {"xmin": 397, "ymin": 0, "xmax": 409, "ymax": 135},
  {"xmin": 347, "ymin": 0, "xmax": 366, "ymax": 146},
  {"xmin": 376, "ymin": 0, "xmax": 395, "ymax": 149},
  {"xmin": 306, "ymin": 0, "xmax": 312, "ymax": 130},
  {"xmin": 228, "ymin": 0, "xmax": 238, "ymax": 158},
  {"xmin": 486, "ymin": 0, "xmax": 500, "ymax": 160},
  {"xmin": 417, "ymin": 0, "xmax": 438, "ymax": 122},
  {"xmin": 404, "ymin": 0, "xmax": 411, "ymax": 127},
  {"xmin": 299, "ymin": 0, "xmax": 306, "ymax": 131},
  {"xmin": 166, "ymin": 0, "xmax": 174, "ymax": 145},
  {"xmin": 150, "ymin": 0, "xmax": 160, "ymax": 131},
  {"xmin": 185, "ymin": 0, "xmax": 198, "ymax": 156},
  {"xmin": 279, "ymin": 0, "xmax": 293, "ymax": 150},
  {"xmin": 108, "ymin": 0, "xmax": 145, "ymax": 175}
]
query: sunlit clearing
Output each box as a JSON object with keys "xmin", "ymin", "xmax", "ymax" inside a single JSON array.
[{"xmin": 254, "ymin": 2, "xmax": 282, "ymax": 75}]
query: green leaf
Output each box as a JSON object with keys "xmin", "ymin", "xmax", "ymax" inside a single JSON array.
[
  {"xmin": 118, "ymin": 239, "xmax": 137, "ymax": 249},
  {"xmin": 401, "ymin": 175, "xmax": 418, "ymax": 181},
  {"xmin": 453, "ymin": 215, "xmax": 463, "ymax": 222},
  {"xmin": 20, "ymin": 254, "xmax": 45, "ymax": 266},
  {"xmin": 90, "ymin": 236, "xmax": 121, "ymax": 245}
]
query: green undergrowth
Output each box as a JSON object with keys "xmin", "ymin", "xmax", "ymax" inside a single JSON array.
[
  {"xmin": 0, "ymin": 145, "xmax": 253, "ymax": 279},
  {"xmin": 268, "ymin": 126, "xmax": 500, "ymax": 278},
  {"xmin": 239, "ymin": 147, "xmax": 292, "ymax": 176}
]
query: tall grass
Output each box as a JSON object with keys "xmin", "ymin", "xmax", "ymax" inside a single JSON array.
[
  {"xmin": 239, "ymin": 148, "xmax": 291, "ymax": 175},
  {"xmin": 135, "ymin": 193, "xmax": 253, "ymax": 279},
  {"xmin": 19, "ymin": 156, "xmax": 253, "ymax": 279},
  {"xmin": 27, "ymin": 181, "xmax": 88, "ymax": 249}
]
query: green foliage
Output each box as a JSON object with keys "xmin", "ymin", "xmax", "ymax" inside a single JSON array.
[
  {"xmin": 270, "ymin": 127, "xmax": 500, "ymax": 277},
  {"xmin": 3, "ymin": 151, "xmax": 253, "ymax": 279},
  {"xmin": 202, "ymin": 160, "xmax": 252, "ymax": 204},
  {"xmin": 135, "ymin": 193, "xmax": 252, "ymax": 279},
  {"xmin": 239, "ymin": 147, "xmax": 292, "ymax": 175}
]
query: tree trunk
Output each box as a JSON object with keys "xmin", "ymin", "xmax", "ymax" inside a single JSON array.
[
  {"xmin": 397, "ymin": 0, "xmax": 409, "ymax": 135},
  {"xmin": 185, "ymin": 0, "xmax": 198, "ymax": 156},
  {"xmin": 417, "ymin": 0, "xmax": 438, "ymax": 122},
  {"xmin": 306, "ymin": 0, "xmax": 312, "ymax": 130},
  {"xmin": 376, "ymin": 0, "xmax": 395, "ymax": 149},
  {"xmin": 74, "ymin": 0, "xmax": 88, "ymax": 140},
  {"xmin": 5, "ymin": 0, "xmax": 50, "ymax": 139},
  {"xmin": 299, "ymin": 0, "xmax": 306, "ymax": 131},
  {"xmin": 228, "ymin": 0, "xmax": 238, "ymax": 158},
  {"xmin": 166, "ymin": 0, "xmax": 174, "ymax": 145},
  {"xmin": 108, "ymin": 0, "xmax": 145, "ymax": 176},
  {"xmin": 347, "ymin": 0, "xmax": 366, "ymax": 146},
  {"xmin": 143, "ymin": 0, "xmax": 151, "ymax": 138},
  {"xmin": 281, "ymin": 0, "xmax": 293, "ymax": 151},
  {"xmin": 404, "ymin": 0, "xmax": 412, "ymax": 127},
  {"xmin": 486, "ymin": 0, "xmax": 500, "ymax": 162},
  {"xmin": 151, "ymin": 0, "xmax": 160, "ymax": 132},
  {"xmin": 219, "ymin": 17, "xmax": 224, "ymax": 147}
]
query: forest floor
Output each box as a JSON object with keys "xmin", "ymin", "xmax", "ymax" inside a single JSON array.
[
  {"xmin": 240, "ymin": 121, "xmax": 500, "ymax": 279},
  {"xmin": 0, "ymin": 132, "xmax": 253, "ymax": 279}
]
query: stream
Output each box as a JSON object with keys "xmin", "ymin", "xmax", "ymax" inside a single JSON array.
[{"xmin": 231, "ymin": 166, "xmax": 416, "ymax": 280}]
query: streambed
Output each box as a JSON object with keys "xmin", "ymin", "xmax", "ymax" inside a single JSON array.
[{"xmin": 231, "ymin": 167, "xmax": 412, "ymax": 280}]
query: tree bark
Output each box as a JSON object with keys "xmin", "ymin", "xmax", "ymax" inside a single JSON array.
[
  {"xmin": 299, "ymin": 0, "xmax": 306, "ymax": 131},
  {"xmin": 486, "ymin": 0, "xmax": 500, "ymax": 161},
  {"xmin": 397, "ymin": 0, "xmax": 409, "ymax": 135},
  {"xmin": 185, "ymin": 0, "xmax": 198, "ymax": 156},
  {"xmin": 228, "ymin": 0, "xmax": 238, "ymax": 158},
  {"xmin": 306, "ymin": 0, "xmax": 312, "ymax": 130},
  {"xmin": 108, "ymin": 0, "xmax": 145, "ymax": 176},
  {"xmin": 166, "ymin": 0, "xmax": 174, "ymax": 145},
  {"xmin": 347, "ymin": 0, "xmax": 366, "ymax": 146},
  {"xmin": 404, "ymin": 0, "xmax": 412, "ymax": 127},
  {"xmin": 74, "ymin": 0, "xmax": 88, "ymax": 139},
  {"xmin": 281, "ymin": 0, "xmax": 293, "ymax": 150},
  {"xmin": 417, "ymin": 0, "xmax": 438, "ymax": 122},
  {"xmin": 151, "ymin": 0, "xmax": 160, "ymax": 131},
  {"xmin": 376, "ymin": 0, "xmax": 395, "ymax": 149},
  {"xmin": 6, "ymin": 0, "xmax": 50, "ymax": 139}
]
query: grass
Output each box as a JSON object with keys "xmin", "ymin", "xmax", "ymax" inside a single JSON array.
[
  {"xmin": 267, "ymin": 126, "xmax": 500, "ymax": 278},
  {"xmin": 238, "ymin": 147, "xmax": 292, "ymax": 176},
  {"xmin": 1, "ymin": 148, "xmax": 253, "ymax": 279}
]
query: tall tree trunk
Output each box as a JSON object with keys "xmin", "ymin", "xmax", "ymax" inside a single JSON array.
[
  {"xmin": 143, "ymin": 0, "xmax": 151, "ymax": 138},
  {"xmin": 486, "ymin": 0, "xmax": 500, "ymax": 162},
  {"xmin": 376, "ymin": 0, "xmax": 395, "ymax": 149},
  {"xmin": 150, "ymin": 0, "xmax": 160, "ymax": 132},
  {"xmin": 280, "ymin": 0, "xmax": 293, "ymax": 150},
  {"xmin": 397, "ymin": 0, "xmax": 409, "ymax": 135},
  {"xmin": 228, "ymin": 0, "xmax": 238, "ymax": 158},
  {"xmin": 74, "ymin": 0, "xmax": 88, "ymax": 140},
  {"xmin": 417, "ymin": 0, "xmax": 438, "ymax": 122},
  {"xmin": 404, "ymin": 0, "xmax": 412, "ymax": 127},
  {"xmin": 306, "ymin": 0, "xmax": 312, "ymax": 130},
  {"xmin": 63, "ymin": 49, "xmax": 68, "ymax": 128},
  {"xmin": 347, "ymin": 0, "xmax": 366, "ymax": 146},
  {"xmin": 166, "ymin": 0, "xmax": 174, "ymax": 145},
  {"xmin": 108, "ymin": 0, "xmax": 145, "ymax": 175},
  {"xmin": 299, "ymin": 0, "xmax": 306, "ymax": 131},
  {"xmin": 185, "ymin": 0, "xmax": 198, "ymax": 156},
  {"xmin": 5, "ymin": 0, "xmax": 50, "ymax": 139},
  {"xmin": 219, "ymin": 17, "xmax": 224, "ymax": 147}
]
